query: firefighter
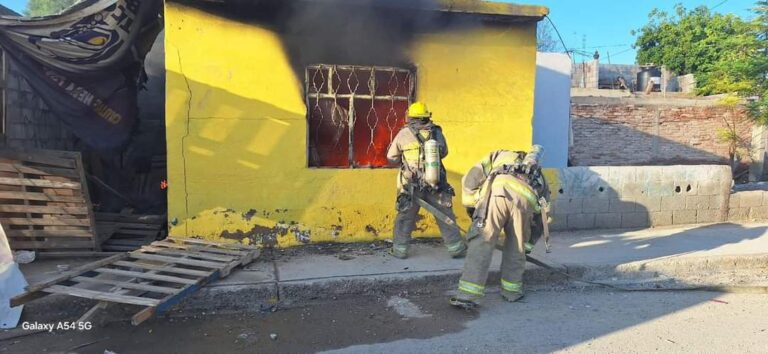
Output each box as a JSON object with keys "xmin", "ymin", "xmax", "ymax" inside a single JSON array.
[
  {"xmin": 450, "ymin": 147, "xmax": 550, "ymax": 308},
  {"xmin": 386, "ymin": 102, "xmax": 467, "ymax": 259}
]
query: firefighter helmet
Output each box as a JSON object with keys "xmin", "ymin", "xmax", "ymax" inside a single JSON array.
[{"xmin": 407, "ymin": 101, "xmax": 432, "ymax": 118}]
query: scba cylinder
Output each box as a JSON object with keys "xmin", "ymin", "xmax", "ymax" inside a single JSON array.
[
  {"xmin": 424, "ymin": 139, "xmax": 440, "ymax": 187},
  {"xmin": 522, "ymin": 145, "xmax": 544, "ymax": 171}
]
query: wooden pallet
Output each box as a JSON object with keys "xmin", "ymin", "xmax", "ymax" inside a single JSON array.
[
  {"xmin": 0, "ymin": 149, "xmax": 99, "ymax": 251},
  {"xmin": 11, "ymin": 238, "xmax": 260, "ymax": 325},
  {"xmin": 97, "ymin": 213, "xmax": 166, "ymax": 252}
]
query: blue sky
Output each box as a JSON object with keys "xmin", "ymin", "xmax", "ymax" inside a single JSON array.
[
  {"xmin": 2, "ymin": 0, "xmax": 26, "ymax": 14},
  {"xmin": 2, "ymin": 0, "xmax": 758, "ymax": 63},
  {"xmin": 508, "ymin": 0, "xmax": 757, "ymax": 63}
]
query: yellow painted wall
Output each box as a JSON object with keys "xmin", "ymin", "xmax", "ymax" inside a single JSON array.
[{"xmin": 165, "ymin": 3, "xmax": 540, "ymax": 247}]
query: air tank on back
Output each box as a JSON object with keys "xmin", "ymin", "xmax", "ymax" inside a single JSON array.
[
  {"xmin": 424, "ymin": 139, "xmax": 440, "ymax": 188},
  {"xmin": 637, "ymin": 65, "xmax": 662, "ymax": 92}
]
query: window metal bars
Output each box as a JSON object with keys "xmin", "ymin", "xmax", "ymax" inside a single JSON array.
[{"xmin": 305, "ymin": 64, "xmax": 414, "ymax": 167}]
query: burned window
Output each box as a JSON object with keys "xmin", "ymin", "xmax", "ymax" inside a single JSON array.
[{"xmin": 306, "ymin": 65, "xmax": 414, "ymax": 168}]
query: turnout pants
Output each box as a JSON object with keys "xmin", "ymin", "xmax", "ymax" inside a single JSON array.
[
  {"xmin": 458, "ymin": 193, "xmax": 532, "ymax": 297},
  {"xmin": 393, "ymin": 189, "xmax": 464, "ymax": 254}
]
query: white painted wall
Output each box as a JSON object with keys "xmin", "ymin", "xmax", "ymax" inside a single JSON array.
[{"xmin": 533, "ymin": 52, "xmax": 572, "ymax": 168}]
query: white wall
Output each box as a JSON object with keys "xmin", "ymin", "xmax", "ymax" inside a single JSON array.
[{"xmin": 533, "ymin": 52, "xmax": 572, "ymax": 168}]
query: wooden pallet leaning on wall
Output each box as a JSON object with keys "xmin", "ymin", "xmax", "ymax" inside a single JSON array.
[
  {"xmin": 0, "ymin": 149, "xmax": 99, "ymax": 252},
  {"xmin": 11, "ymin": 237, "xmax": 260, "ymax": 325}
]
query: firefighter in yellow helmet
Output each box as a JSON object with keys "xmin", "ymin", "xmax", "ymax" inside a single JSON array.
[
  {"xmin": 386, "ymin": 102, "xmax": 467, "ymax": 259},
  {"xmin": 450, "ymin": 146, "xmax": 550, "ymax": 308}
]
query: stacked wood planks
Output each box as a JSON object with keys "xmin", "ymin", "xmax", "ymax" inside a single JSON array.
[{"xmin": 0, "ymin": 149, "xmax": 99, "ymax": 252}]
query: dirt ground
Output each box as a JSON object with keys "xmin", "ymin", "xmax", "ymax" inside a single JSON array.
[
  {"xmin": 3, "ymin": 288, "xmax": 768, "ymax": 354},
  {"xmin": 1, "ymin": 293, "xmax": 475, "ymax": 354}
]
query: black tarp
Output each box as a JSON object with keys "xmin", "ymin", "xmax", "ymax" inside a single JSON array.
[{"xmin": 0, "ymin": 0, "xmax": 162, "ymax": 151}]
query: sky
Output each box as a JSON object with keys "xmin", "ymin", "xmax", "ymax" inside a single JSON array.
[
  {"xmin": 508, "ymin": 0, "xmax": 757, "ymax": 64},
  {"xmin": 2, "ymin": 0, "xmax": 25, "ymax": 14},
  {"xmin": 0, "ymin": 0, "xmax": 758, "ymax": 63}
]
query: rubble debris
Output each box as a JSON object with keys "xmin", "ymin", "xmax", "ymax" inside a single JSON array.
[{"xmin": 13, "ymin": 251, "xmax": 35, "ymax": 264}]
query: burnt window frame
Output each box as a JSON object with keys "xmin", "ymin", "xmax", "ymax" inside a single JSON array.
[{"xmin": 305, "ymin": 64, "xmax": 416, "ymax": 169}]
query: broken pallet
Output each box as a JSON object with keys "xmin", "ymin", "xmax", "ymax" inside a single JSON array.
[
  {"xmin": 97, "ymin": 212, "xmax": 166, "ymax": 252},
  {"xmin": 11, "ymin": 237, "xmax": 259, "ymax": 325}
]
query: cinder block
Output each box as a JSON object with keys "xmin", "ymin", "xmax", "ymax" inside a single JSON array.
[
  {"xmin": 704, "ymin": 165, "xmax": 731, "ymax": 182},
  {"xmin": 650, "ymin": 211, "xmax": 673, "ymax": 226},
  {"xmin": 660, "ymin": 196, "xmax": 686, "ymax": 211},
  {"xmin": 728, "ymin": 207, "xmax": 750, "ymax": 222},
  {"xmin": 586, "ymin": 166, "xmax": 611, "ymax": 179},
  {"xmin": 645, "ymin": 179, "xmax": 676, "ymax": 197},
  {"xmin": 749, "ymin": 206, "xmax": 768, "ymax": 220},
  {"xmin": 622, "ymin": 212, "xmax": 650, "ymax": 228},
  {"xmin": 567, "ymin": 214, "xmax": 596, "ymax": 230},
  {"xmin": 718, "ymin": 179, "xmax": 733, "ymax": 194},
  {"xmin": 762, "ymin": 192, "xmax": 768, "ymax": 206},
  {"xmin": 582, "ymin": 198, "xmax": 610, "ymax": 213},
  {"xmin": 661, "ymin": 166, "xmax": 686, "ymax": 181},
  {"xmin": 552, "ymin": 198, "xmax": 584, "ymax": 215},
  {"xmin": 595, "ymin": 213, "xmax": 622, "ymax": 229},
  {"xmin": 697, "ymin": 209, "xmax": 726, "ymax": 223},
  {"xmin": 728, "ymin": 193, "xmax": 740, "ymax": 209},
  {"xmin": 611, "ymin": 167, "xmax": 637, "ymax": 184},
  {"xmin": 696, "ymin": 181, "xmax": 720, "ymax": 196},
  {"xmin": 673, "ymin": 210, "xmax": 697, "ymax": 225},
  {"xmin": 593, "ymin": 184, "xmax": 619, "ymax": 199},
  {"xmin": 622, "ymin": 182, "xmax": 643, "ymax": 198},
  {"xmin": 709, "ymin": 196, "xmax": 727, "ymax": 210},
  {"xmin": 685, "ymin": 196, "xmax": 711, "ymax": 210},
  {"xmin": 609, "ymin": 198, "xmax": 637, "ymax": 213},
  {"xmin": 677, "ymin": 180, "xmax": 698, "ymax": 195},
  {"xmin": 635, "ymin": 196, "xmax": 661, "ymax": 212},
  {"xmin": 549, "ymin": 214, "xmax": 568, "ymax": 231},
  {"xmin": 635, "ymin": 167, "xmax": 662, "ymax": 182},
  {"xmin": 739, "ymin": 191, "xmax": 763, "ymax": 208}
]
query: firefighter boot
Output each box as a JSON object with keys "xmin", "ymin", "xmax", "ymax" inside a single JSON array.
[
  {"xmin": 501, "ymin": 290, "xmax": 524, "ymax": 302},
  {"xmin": 389, "ymin": 244, "xmax": 409, "ymax": 259},
  {"xmin": 449, "ymin": 291, "xmax": 479, "ymax": 310},
  {"xmin": 501, "ymin": 279, "xmax": 524, "ymax": 302},
  {"xmin": 448, "ymin": 241, "xmax": 467, "ymax": 258}
]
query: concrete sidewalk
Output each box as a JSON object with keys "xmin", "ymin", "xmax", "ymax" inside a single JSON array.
[
  {"xmin": 181, "ymin": 221, "xmax": 768, "ymax": 312},
  {"xmin": 18, "ymin": 222, "xmax": 768, "ymax": 320}
]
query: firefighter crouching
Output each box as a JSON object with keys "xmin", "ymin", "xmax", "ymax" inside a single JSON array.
[
  {"xmin": 450, "ymin": 146, "xmax": 550, "ymax": 308},
  {"xmin": 386, "ymin": 102, "xmax": 467, "ymax": 259}
]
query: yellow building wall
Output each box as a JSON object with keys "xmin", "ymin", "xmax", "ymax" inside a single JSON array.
[{"xmin": 165, "ymin": 3, "xmax": 540, "ymax": 247}]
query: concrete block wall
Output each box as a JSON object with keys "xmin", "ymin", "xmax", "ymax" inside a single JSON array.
[
  {"xmin": 548, "ymin": 165, "xmax": 732, "ymax": 231},
  {"xmin": 571, "ymin": 60, "xmax": 598, "ymax": 89},
  {"xmin": 2, "ymin": 55, "xmax": 77, "ymax": 151},
  {"xmin": 727, "ymin": 189, "xmax": 768, "ymax": 222}
]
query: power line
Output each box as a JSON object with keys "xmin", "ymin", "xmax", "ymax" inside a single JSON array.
[
  {"xmin": 711, "ymin": 0, "xmax": 730, "ymax": 10},
  {"xmin": 587, "ymin": 44, "xmax": 632, "ymax": 49},
  {"xmin": 544, "ymin": 15, "xmax": 571, "ymax": 59},
  {"xmin": 612, "ymin": 47, "xmax": 634, "ymax": 57}
]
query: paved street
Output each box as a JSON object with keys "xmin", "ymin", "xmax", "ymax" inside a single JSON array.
[{"xmin": 3, "ymin": 288, "xmax": 767, "ymax": 353}]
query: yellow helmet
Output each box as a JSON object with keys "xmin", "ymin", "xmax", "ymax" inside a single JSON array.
[{"xmin": 407, "ymin": 101, "xmax": 432, "ymax": 118}]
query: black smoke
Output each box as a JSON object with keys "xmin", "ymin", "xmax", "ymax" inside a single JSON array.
[{"xmin": 173, "ymin": 0, "xmax": 479, "ymax": 78}]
